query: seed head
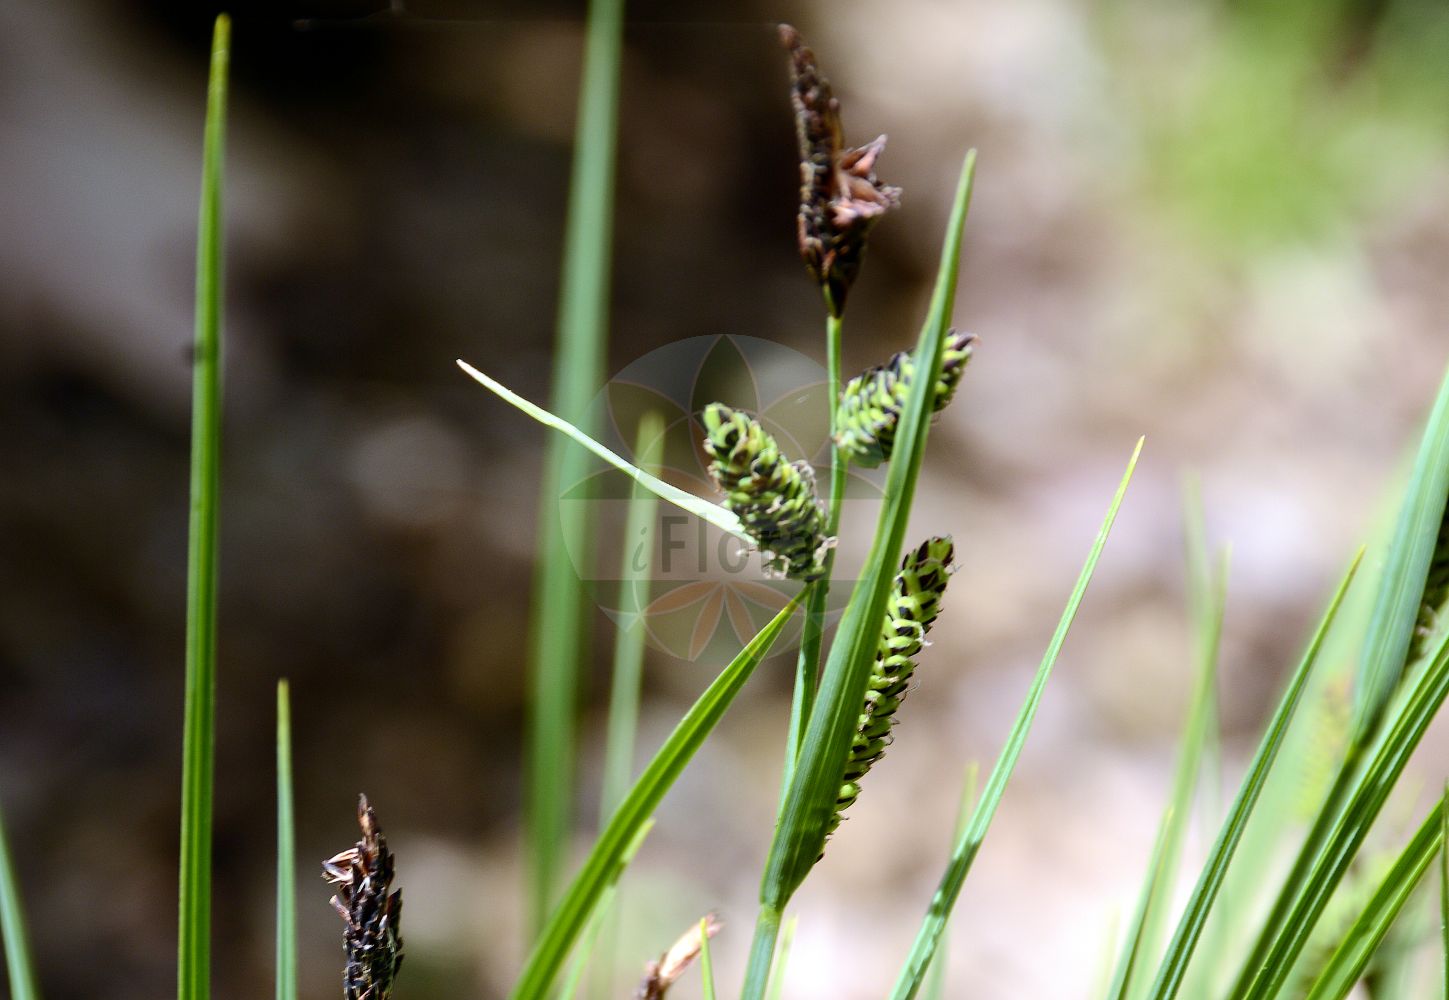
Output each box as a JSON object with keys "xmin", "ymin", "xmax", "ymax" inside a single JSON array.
[
  {"xmin": 322, "ymin": 795, "xmax": 404, "ymax": 1000},
  {"xmin": 829, "ymin": 537, "xmax": 955, "ymax": 837},
  {"xmin": 781, "ymin": 23, "xmax": 901, "ymax": 316},
  {"xmin": 702, "ymin": 402, "xmax": 831, "ymax": 581},
  {"xmin": 835, "ymin": 330, "xmax": 975, "ymax": 468}
]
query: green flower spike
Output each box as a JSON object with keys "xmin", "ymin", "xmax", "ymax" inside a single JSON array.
[
  {"xmin": 829, "ymin": 536, "xmax": 955, "ymax": 837},
  {"xmin": 835, "ymin": 329, "xmax": 976, "ymax": 468},
  {"xmin": 702, "ymin": 402, "xmax": 831, "ymax": 582}
]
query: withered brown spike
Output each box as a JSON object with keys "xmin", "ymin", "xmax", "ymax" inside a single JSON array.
[
  {"xmin": 634, "ymin": 914, "xmax": 722, "ymax": 1000},
  {"xmin": 779, "ymin": 23, "xmax": 900, "ymax": 317},
  {"xmin": 324, "ymin": 794, "xmax": 405, "ymax": 1000}
]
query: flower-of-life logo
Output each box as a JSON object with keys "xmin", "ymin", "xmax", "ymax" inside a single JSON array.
[{"xmin": 558, "ymin": 335, "xmax": 881, "ymax": 663}]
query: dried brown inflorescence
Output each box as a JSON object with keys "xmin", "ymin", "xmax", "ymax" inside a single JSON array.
[
  {"xmin": 781, "ymin": 23, "xmax": 901, "ymax": 316},
  {"xmin": 322, "ymin": 795, "xmax": 404, "ymax": 1000},
  {"xmin": 636, "ymin": 914, "xmax": 723, "ymax": 1000}
]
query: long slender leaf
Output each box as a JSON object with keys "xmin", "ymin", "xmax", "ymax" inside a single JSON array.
[
  {"xmin": 1442, "ymin": 781, "xmax": 1448, "ymax": 998},
  {"xmin": 600, "ymin": 411, "xmax": 666, "ymax": 823},
  {"xmin": 1302, "ymin": 799, "xmax": 1444, "ymax": 1000},
  {"xmin": 699, "ymin": 916, "xmax": 718, "ymax": 1000},
  {"xmin": 1107, "ymin": 542, "xmax": 1226, "ymax": 1000},
  {"xmin": 275, "ymin": 681, "xmax": 296, "ymax": 1000},
  {"xmin": 593, "ymin": 411, "xmax": 664, "ymax": 998},
  {"xmin": 0, "ymin": 795, "xmax": 39, "ymax": 1000},
  {"xmin": 1228, "ymin": 576, "xmax": 1449, "ymax": 1000},
  {"xmin": 178, "ymin": 17, "xmax": 228, "ymax": 1000},
  {"xmin": 1352, "ymin": 362, "xmax": 1449, "ymax": 745},
  {"xmin": 554, "ymin": 820, "xmax": 653, "ymax": 1000},
  {"xmin": 742, "ymin": 150, "xmax": 978, "ymax": 1000},
  {"xmin": 1233, "ymin": 620, "xmax": 1449, "ymax": 1000},
  {"xmin": 518, "ymin": 0, "xmax": 626, "ymax": 936},
  {"xmin": 1142, "ymin": 549, "xmax": 1363, "ymax": 1000},
  {"xmin": 922, "ymin": 763, "xmax": 980, "ymax": 1000},
  {"xmin": 765, "ymin": 916, "xmax": 799, "ymax": 1000},
  {"xmin": 507, "ymin": 595, "xmax": 801, "ymax": 1000},
  {"xmin": 457, "ymin": 362, "xmax": 744, "ymax": 540},
  {"xmin": 888, "ymin": 435, "xmax": 1143, "ymax": 1000}
]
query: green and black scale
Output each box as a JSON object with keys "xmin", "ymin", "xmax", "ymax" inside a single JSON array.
[
  {"xmin": 702, "ymin": 402, "xmax": 830, "ymax": 582},
  {"xmin": 835, "ymin": 330, "xmax": 975, "ymax": 467},
  {"xmin": 829, "ymin": 536, "xmax": 955, "ymax": 836}
]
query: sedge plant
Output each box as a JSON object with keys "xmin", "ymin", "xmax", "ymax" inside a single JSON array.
[{"xmin": 6, "ymin": 14, "xmax": 1449, "ymax": 1000}]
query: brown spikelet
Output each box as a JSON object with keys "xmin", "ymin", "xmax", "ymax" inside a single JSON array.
[
  {"xmin": 636, "ymin": 914, "xmax": 722, "ymax": 1000},
  {"xmin": 322, "ymin": 795, "xmax": 404, "ymax": 1000},
  {"xmin": 780, "ymin": 23, "xmax": 901, "ymax": 316}
]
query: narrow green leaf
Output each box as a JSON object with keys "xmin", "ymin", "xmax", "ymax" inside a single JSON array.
[
  {"xmin": 458, "ymin": 362, "xmax": 745, "ymax": 540},
  {"xmin": 275, "ymin": 681, "xmax": 296, "ymax": 1000},
  {"xmin": 1301, "ymin": 798, "xmax": 1443, "ymax": 1000},
  {"xmin": 593, "ymin": 411, "xmax": 664, "ymax": 998},
  {"xmin": 922, "ymin": 763, "xmax": 980, "ymax": 1000},
  {"xmin": 765, "ymin": 917, "xmax": 798, "ymax": 1000},
  {"xmin": 517, "ymin": 0, "xmax": 626, "ymax": 935},
  {"xmin": 178, "ymin": 17, "xmax": 228, "ymax": 1000},
  {"xmin": 699, "ymin": 916, "xmax": 718, "ymax": 1000},
  {"xmin": 889, "ymin": 436, "xmax": 1144, "ymax": 1000},
  {"xmin": 1442, "ymin": 781, "xmax": 1448, "ymax": 998},
  {"xmin": 1353, "ymin": 362, "xmax": 1449, "ymax": 746},
  {"xmin": 1143, "ymin": 549, "xmax": 1363, "ymax": 1000},
  {"xmin": 0, "ymin": 795, "xmax": 39, "ymax": 1000},
  {"xmin": 1108, "ymin": 543, "xmax": 1227, "ymax": 1000},
  {"xmin": 600, "ymin": 411, "xmax": 666, "ymax": 824},
  {"xmin": 507, "ymin": 595, "xmax": 801, "ymax": 1000},
  {"xmin": 1233, "ymin": 614, "xmax": 1449, "ymax": 1000},
  {"xmin": 554, "ymin": 820, "xmax": 653, "ymax": 1000}
]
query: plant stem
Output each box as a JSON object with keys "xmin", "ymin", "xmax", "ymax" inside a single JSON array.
[
  {"xmin": 741, "ymin": 903, "xmax": 783, "ymax": 1000},
  {"xmin": 784, "ymin": 311, "xmax": 847, "ymax": 788}
]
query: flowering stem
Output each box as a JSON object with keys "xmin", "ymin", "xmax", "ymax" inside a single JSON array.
[
  {"xmin": 741, "ymin": 903, "xmax": 783, "ymax": 1000},
  {"xmin": 784, "ymin": 311, "xmax": 847, "ymax": 785}
]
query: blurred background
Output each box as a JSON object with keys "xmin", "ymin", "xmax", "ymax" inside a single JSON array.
[{"xmin": 4, "ymin": 0, "xmax": 1449, "ymax": 997}]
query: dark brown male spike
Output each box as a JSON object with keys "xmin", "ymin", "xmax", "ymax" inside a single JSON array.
[
  {"xmin": 322, "ymin": 795, "xmax": 404, "ymax": 1000},
  {"xmin": 780, "ymin": 24, "xmax": 901, "ymax": 316}
]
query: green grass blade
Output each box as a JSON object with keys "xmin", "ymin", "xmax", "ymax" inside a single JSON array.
[
  {"xmin": 457, "ymin": 362, "xmax": 743, "ymax": 540},
  {"xmin": 593, "ymin": 411, "xmax": 663, "ymax": 998},
  {"xmin": 600, "ymin": 412, "xmax": 666, "ymax": 825},
  {"xmin": 922, "ymin": 763, "xmax": 980, "ymax": 1000},
  {"xmin": 518, "ymin": 0, "xmax": 625, "ymax": 936},
  {"xmin": 1108, "ymin": 546, "xmax": 1226, "ymax": 1000},
  {"xmin": 1142, "ymin": 549, "xmax": 1363, "ymax": 1000},
  {"xmin": 507, "ymin": 595, "xmax": 801, "ymax": 1000},
  {"xmin": 1233, "ymin": 618, "xmax": 1449, "ymax": 1000},
  {"xmin": 1301, "ymin": 798, "xmax": 1444, "ymax": 1000},
  {"xmin": 743, "ymin": 151, "xmax": 977, "ymax": 1000},
  {"xmin": 178, "ymin": 17, "xmax": 228, "ymax": 1000},
  {"xmin": 275, "ymin": 681, "xmax": 296, "ymax": 1000},
  {"xmin": 1352, "ymin": 363, "xmax": 1449, "ymax": 746},
  {"xmin": 699, "ymin": 916, "xmax": 718, "ymax": 1000},
  {"xmin": 765, "ymin": 916, "xmax": 798, "ymax": 1000},
  {"xmin": 554, "ymin": 820, "xmax": 653, "ymax": 1000},
  {"xmin": 889, "ymin": 436, "xmax": 1144, "ymax": 1000},
  {"xmin": 0, "ymin": 796, "xmax": 39, "ymax": 1000},
  {"xmin": 1442, "ymin": 781, "xmax": 1448, "ymax": 998}
]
